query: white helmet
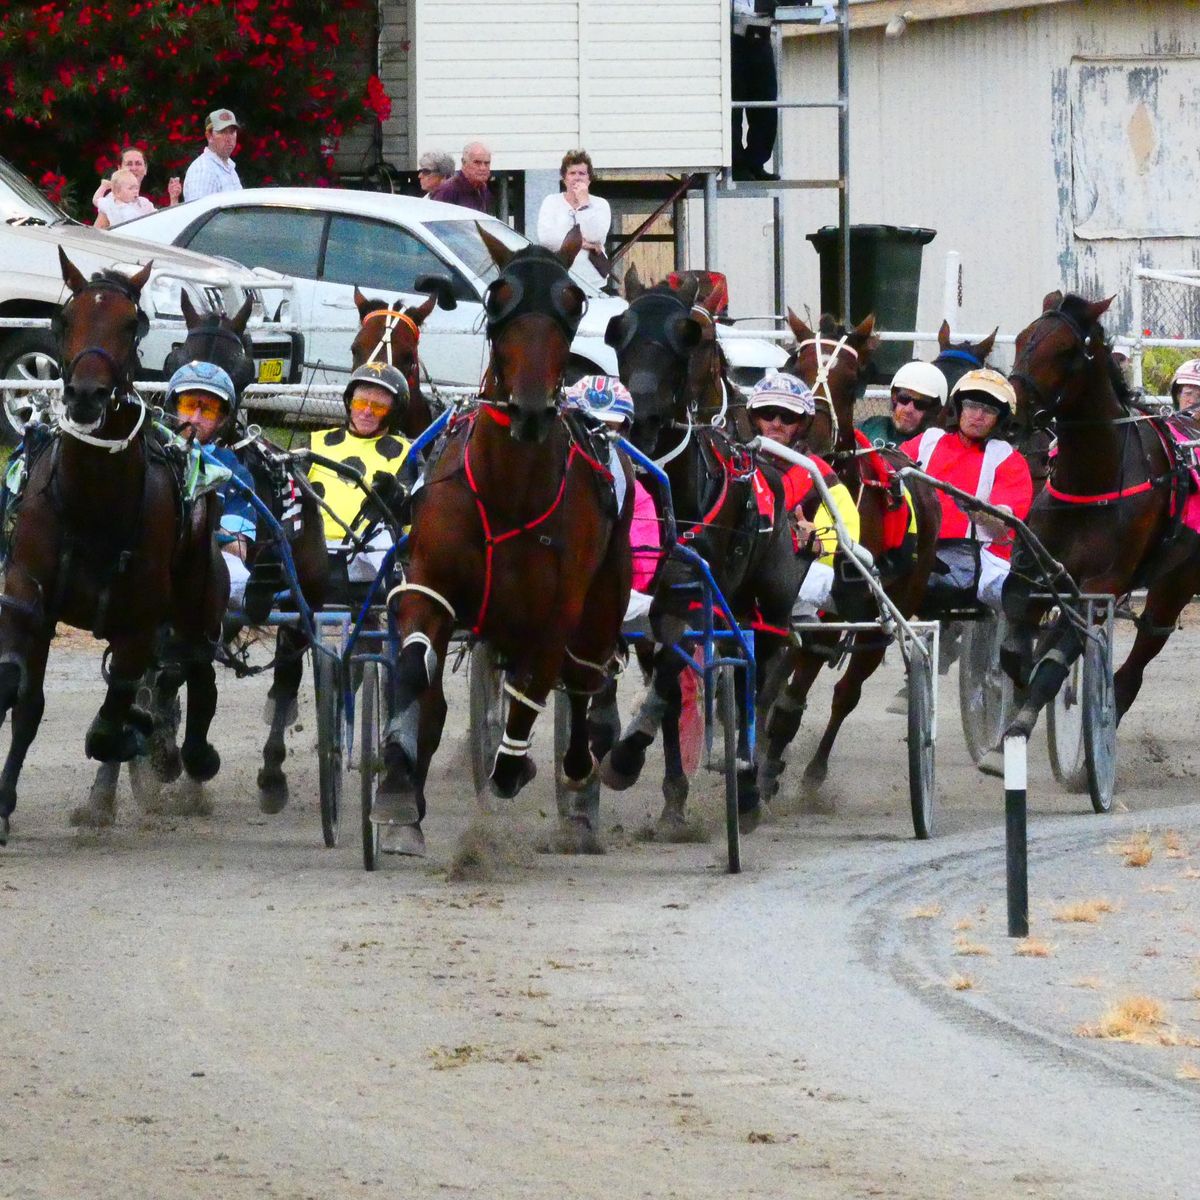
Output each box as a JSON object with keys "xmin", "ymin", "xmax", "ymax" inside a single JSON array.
[
  {"xmin": 890, "ymin": 360, "xmax": 948, "ymax": 406},
  {"xmin": 950, "ymin": 367, "xmax": 1017, "ymax": 414},
  {"xmin": 1170, "ymin": 358, "xmax": 1200, "ymax": 398}
]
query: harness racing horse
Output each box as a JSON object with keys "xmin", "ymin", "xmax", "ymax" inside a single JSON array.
[
  {"xmin": 1001, "ymin": 291, "xmax": 1200, "ymax": 740},
  {"xmin": 599, "ymin": 273, "xmax": 800, "ymax": 834},
  {"xmin": 350, "ymin": 287, "xmax": 439, "ymax": 438},
  {"xmin": 380, "ymin": 226, "xmax": 633, "ymax": 856},
  {"xmin": 756, "ymin": 311, "xmax": 942, "ymax": 800},
  {"xmin": 933, "ymin": 320, "xmax": 998, "ymax": 405},
  {"xmin": 0, "ymin": 250, "xmax": 227, "ymax": 844}
]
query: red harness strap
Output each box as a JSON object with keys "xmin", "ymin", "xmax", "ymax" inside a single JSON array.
[{"xmin": 1045, "ymin": 478, "xmax": 1154, "ymax": 505}]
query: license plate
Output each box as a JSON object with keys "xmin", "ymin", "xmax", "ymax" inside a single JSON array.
[{"xmin": 258, "ymin": 358, "xmax": 284, "ymax": 384}]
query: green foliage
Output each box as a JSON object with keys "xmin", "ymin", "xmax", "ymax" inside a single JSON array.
[
  {"xmin": 1142, "ymin": 346, "xmax": 1191, "ymax": 396},
  {"xmin": 0, "ymin": 1, "xmax": 391, "ymax": 215}
]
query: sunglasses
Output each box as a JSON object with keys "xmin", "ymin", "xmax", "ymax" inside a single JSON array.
[
  {"xmin": 959, "ymin": 397, "xmax": 1001, "ymax": 414},
  {"xmin": 891, "ymin": 391, "xmax": 938, "ymax": 412},
  {"xmin": 350, "ymin": 395, "xmax": 392, "ymax": 416},
  {"xmin": 417, "ymin": 168, "xmax": 435, "ymax": 176},
  {"xmin": 754, "ymin": 406, "xmax": 806, "ymax": 424},
  {"xmin": 175, "ymin": 393, "xmax": 225, "ymax": 422}
]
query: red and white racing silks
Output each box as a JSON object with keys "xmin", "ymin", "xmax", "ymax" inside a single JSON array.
[{"xmin": 899, "ymin": 428, "xmax": 1033, "ymax": 559}]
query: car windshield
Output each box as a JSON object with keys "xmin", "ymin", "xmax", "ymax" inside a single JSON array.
[
  {"xmin": 0, "ymin": 157, "xmax": 68, "ymax": 226},
  {"xmin": 423, "ymin": 218, "xmax": 606, "ymax": 298}
]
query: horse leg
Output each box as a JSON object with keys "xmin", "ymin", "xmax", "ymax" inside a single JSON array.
[
  {"xmin": 600, "ymin": 645, "xmax": 678, "ymax": 790},
  {"xmin": 586, "ymin": 677, "xmax": 621, "ymax": 765},
  {"xmin": 489, "ymin": 655, "xmax": 559, "ymax": 801},
  {"xmin": 655, "ymin": 671, "xmax": 690, "ymax": 837},
  {"xmin": 735, "ymin": 633, "xmax": 791, "ymax": 833},
  {"xmin": 84, "ymin": 633, "xmax": 156, "ymax": 765},
  {"xmin": 805, "ymin": 640, "xmax": 888, "ymax": 787},
  {"xmin": 258, "ymin": 624, "xmax": 306, "ymax": 813},
  {"xmin": 1003, "ymin": 614, "xmax": 1087, "ymax": 742},
  {"xmin": 758, "ymin": 649, "xmax": 823, "ymax": 804},
  {"xmin": 0, "ymin": 636, "xmax": 50, "ymax": 844},
  {"xmin": 555, "ymin": 691, "xmax": 606, "ymax": 854},
  {"xmin": 1113, "ymin": 573, "xmax": 1199, "ymax": 721},
  {"xmin": 179, "ymin": 652, "xmax": 220, "ymax": 783}
]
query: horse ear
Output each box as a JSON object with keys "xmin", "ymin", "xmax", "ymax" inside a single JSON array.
[
  {"xmin": 58, "ymin": 246, "xmax": 88, "ymax": 295},
  {"xmin": 1088, "ymin": 295, "xmax": 1116, "ymax": 321},
  {"xmin": 785, "ymin": 307, "xmax": 813, "ymax": 344},
  {"xmin": 624, "ymin": 264, "xmax": 644, "ymax": 301},
  {"xmin": 128, "ymin": 261, "xmax": 152, "ymax": 292},
  {"xmin": 477, "ymin": 221, "xmax": 514, "ymax": 269},
  {"xmin": 353, "ymin": 287, "xmax": 375, "ymax": 320},
  {"xmin": 408, "ymin": 292, "xmax": 437, "ymax": 325},
  {"xmin": 231, "ymin": 294, "xmax": 253, "ymax": 334},
  {"xmin": 674, "ymin": 275, "xmax": 700, "ymax": 308},
  {"xmin": 604, "ymin": 312, "xmax": 628, "ymax": 350},
  {"xmin": 850, "ymin": 313, "xmax": 876, "ymax": 346},
  {"xmin": 977, "ymin": 326, "xmax": 998, "ymax": 360},
  {"xmin": 938, "ymin": 319, "xmax": 951, "ymax": 350},
  {"xmin": 180, "ymin": 289, "xmax": 200, "ymax": 328},
  {"xmin": 556, "ymin": 224, "xmax": 583, "ymax": 268},
  {"xmin": 1042, "ymin": 289, "xmax": 1064, "ymax": 312}
]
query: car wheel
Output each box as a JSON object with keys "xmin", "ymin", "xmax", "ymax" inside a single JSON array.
[{"xmin": 0, "ymin": 330, "xmax": 60, "ymax": 445}]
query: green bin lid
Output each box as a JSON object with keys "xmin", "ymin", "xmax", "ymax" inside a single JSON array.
[{"xmin": 807, "ymin": 224, "xmax": 936, "ymax": 246}]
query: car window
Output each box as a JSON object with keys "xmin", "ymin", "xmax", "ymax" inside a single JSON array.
[
  {"xmin": 322, "ymin": 215, "xmax": 466, "ymax": 298},
  {"xmin": 424, "ymin": 218, "xmax": 529, "ymax": 287},
  {"xmin": 183, "ymin": 207, "xmax": 325, "ymax": 279}
]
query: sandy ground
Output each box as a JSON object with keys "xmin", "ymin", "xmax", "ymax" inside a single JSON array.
[{"xmin": 0, "ymin": 618, "xmax": 1198, "ymax": 1200}]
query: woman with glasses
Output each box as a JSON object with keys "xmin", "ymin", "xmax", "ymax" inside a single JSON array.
[
  {"xmin": 416, "ymin": 150, "xmax": 454, "ymax": 198},
  {"xmin": 859, "ymin": 360, "xmax": 948, "ymax": 448}
]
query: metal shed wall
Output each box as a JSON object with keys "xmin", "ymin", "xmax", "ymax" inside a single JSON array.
[{"xmin": 766, "ymin": 0, "xmax": 1200, "ymax": 352}]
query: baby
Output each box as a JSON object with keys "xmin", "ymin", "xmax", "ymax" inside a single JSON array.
[{"xmin": 92, "ymin": 167, "xmax": 154, "ymax": 229}]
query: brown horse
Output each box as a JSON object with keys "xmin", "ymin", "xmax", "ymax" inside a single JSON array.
[
  {"xmin": 933, "ymin": 320, "xmax": 998, "ymax": 406},
  {"xmin": 1001, "ymin": 291, "xmax": 1200, "ymax": 737},
  {"xmin": 756, "ymin": 311, "xmax": 942, "ymax": 798},
  {"xmin": 0, "ymin": 250, "xmax": 227, "ymax": 844},
  {"xmin": 376, "ymin": 226, "xmax": 632, "ymax": 856},
  {"xmin": 350, "ymin": 288, "xmax": 439, "ymax": 437}
]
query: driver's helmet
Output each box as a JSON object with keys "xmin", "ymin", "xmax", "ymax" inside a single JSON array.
[
  {"xmin": 1169, "ymin": 358, "xmax": 1200, "ymax": 408},
  {"xmin": 342, "ymin": 361, "xmax": 410, "ymax": 433},
  {"xmin": 746, "ymin": 372, "xmax": 815, "ymax": 420},
  {"xmin": 564, "ymin": 374, "xmax": 635, "ymax": 428},
  {"xmin": 165, "ymin": 360, "xmax": 238, "ymax": 440},
  {"xmin": 890, "ymin": 360, "xmax": 948, "ymax": 408},
  {"xmin": 949, "ymin": 367, "xmax": 1017, "ymax": 433}
]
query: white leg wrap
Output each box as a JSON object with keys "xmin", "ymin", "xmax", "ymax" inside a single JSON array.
[
  {"xmin": 495, "ymin": 732, "xmax": 533, "ymax": 758},
  {"xmin": 387, "ymin": 582, "xmax": 457, "ymax": 622},
  {"xmin": 402, "ymin": 631, "xmax": 438, "ymax": 687},
  {"xmin": 503, "ymin": 681, "xmax": 546, "ymax": 714}
]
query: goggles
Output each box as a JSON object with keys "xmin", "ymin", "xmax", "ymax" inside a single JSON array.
[
  {"xmin": 959, "ymin": 396, "xmax": 1003, "ymax": 415},
  {"xmin": 752, "ymin": 406, "xmax": 807, "ymax": 425},
  {"xmin": 350, "ymin": 394, "xmax": 393, "ymax": 417},
  {"xmin": 175, "ymin": 392, "xmax": 226, "ymax": 422},
  {"xmin": 891, "ymin": 390, "xmax": 938, "ymax": 413}
]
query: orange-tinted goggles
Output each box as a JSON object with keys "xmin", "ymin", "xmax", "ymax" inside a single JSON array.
[
  {"xmin": 175, "ymin": 393, "xmax": 226, "ymax": 422},
  {"xmin": 350, "ymin": 395, "xmax": 392, "ymax": 417}
]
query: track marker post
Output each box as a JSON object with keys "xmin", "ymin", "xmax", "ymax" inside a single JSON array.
[{"xmin": 1003, "ymin": 734, "xmax": 1029, "ymax": 937}]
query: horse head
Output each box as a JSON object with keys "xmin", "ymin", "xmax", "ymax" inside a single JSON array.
[
  {"xmin": 783, "ymin": 309, "xmax": 875, "ymax": 457},
  {"xmin": 605, "ymin": 269, "xmax": 707, "ymax": 456},
  {"xmin": 478, "ymin": 223, "xmax": 586, "ymax": 443},
  {"xmin": 350, "ymin": 287, "xmax": 437, "ymax": 422},
  {"xmin": 56, "ymin": 247, "xmax": 151, "ymax": 431},
  {"xmin": 1010, "ymin": 291, "xmax": 1117, "ymax": 432},
  {"xmin": 163, "ymin": 290, "xmax": 255, "ymax": 397},
  {"xmin": 934, "ymin": 319, "xmax": 998, "ymax": 406}
]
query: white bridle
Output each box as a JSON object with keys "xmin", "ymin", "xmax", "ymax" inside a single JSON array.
[
  {"xmin": 58, "ymin": 395, "xmax": 148, "ymax": 453},
  {"xmin": 797, "ymin": 335, "xmax": 858, "ymax": 448},
  {"xmin": 365, "ymin": 309, "xmax": 420, "ymax": 366}
]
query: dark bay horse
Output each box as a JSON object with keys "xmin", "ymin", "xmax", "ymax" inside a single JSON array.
[
  {"xmin": 379, "ymin": 226, "xmax": 632, "ymax": 856},
  {"xmin": 1001, "ymin": 291, "xmax": 1200, "ymax": 738},
  {"xmin": 598, "ymin": 274, "xmax": 800, "ymax": 833},
  {"xmin": 933, "ymin": 320, "xmax": 998, "ymax": 403},
  {"xmin": 0, "ymin": 250, "xmax": 227, "ymax": 844},
  {"xmin": 756, "ymin": 311, "xmax": 942, "ymax": 798},
  {"xmin": 350, "ymin": 287, "xmax": 439, "ymax": 437}
]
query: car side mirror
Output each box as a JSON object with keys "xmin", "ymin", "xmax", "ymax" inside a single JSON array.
[{"xmin": 414, "ymin": 273, "xmax": 458, "ymax": 311}]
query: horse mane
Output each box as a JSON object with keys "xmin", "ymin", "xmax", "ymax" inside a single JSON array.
[
  {"xmin": 86, "ymin": 267, "xmax": 143, "ymax": 301},
  {"xmin": 1058, "ymin": 292, "xmax": 1132, "ymax": 404}
]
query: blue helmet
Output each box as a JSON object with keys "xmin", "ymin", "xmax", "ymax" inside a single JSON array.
[
  {"xmin": 166, "ymin": 360, "xmax": 239, "ymax": 432},
  {"xmin": 564, "ymin": 374, "xmax": 635, "ymax": 427}
]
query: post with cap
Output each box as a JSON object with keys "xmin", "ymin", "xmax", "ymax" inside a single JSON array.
[{"xmin": 1004, "ymin": 734, "xmax": 1029, "ymax": 938}]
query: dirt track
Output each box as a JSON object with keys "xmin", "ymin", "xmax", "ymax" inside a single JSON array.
[{"xmin": 0, "ymin": 622, "xmax": 1198, "ymax": 1200}]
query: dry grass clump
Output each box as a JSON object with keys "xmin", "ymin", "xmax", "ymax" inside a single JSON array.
[
  {"xmin": 1053, "ymin": 897, "xmax": 1117, "ymax": 923},
  {"xmin": 907, "ymin": 903, "xmax": 942, "ymax": 920},
  {"xmin": 1177, "ymin": 1062, "xmax": 1200, "ymax": 1081},
  {"xmin": 954, "ymin": 939, "xmax": 993, "ymax": 957},
  {"xmin": 953, "ymin": 917, "xmax": 974, "ymax": 932},
  {"xmin": 948, "ymin": 974, "xmax": 976, "ymax": 991},
  {"xmin": 1163, "ymin": 831, "xmax": 1187, "ymax": 859},
  {"xmin": 1078, "ymin": 995, "xmax": 1166, "ymax": 1042},
  {"xmin": 1013, "ymin": 938, "xmax": 1052, "ymax": 958},
  {"xmin": 1117, "ymin": 832, "xmax": 1153, "ymax": 868}
]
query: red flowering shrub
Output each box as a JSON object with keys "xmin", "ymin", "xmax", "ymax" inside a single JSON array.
[{"xmin": 0, "ymin": 0, "xmax": 391, "ymax": 214}]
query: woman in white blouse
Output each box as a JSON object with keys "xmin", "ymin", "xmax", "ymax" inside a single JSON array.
[{"xmin": 536, "ymin": 148, "xmax": 612, "ymax": 289}]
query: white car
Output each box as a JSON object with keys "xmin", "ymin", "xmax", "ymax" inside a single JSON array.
[
  {"xmin": 114, "ymin": 187, "xmax": 786, "ymax": 391},
  {"xmin": 0, "ymin": 156, "xmax": 301, "ymax": 440}
]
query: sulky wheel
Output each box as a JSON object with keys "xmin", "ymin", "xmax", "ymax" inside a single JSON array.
[
  {"xmin": 1047, "ymin": 648, "xmax": 1088, "ymax": 792},
  {"xmin": 314, "ymin": 648, "xmax": 345, "ymax": 848},
  {"xmin": 553, "ymin": 688, "xmax": 570, "ymax": 815},
  {"xmin": 958, "ymin": 614, "xmax": 1015, "ymax": 765},
  {"xmin": 907, "ymin": 644, "xmax": 937, "ymax": 840},
  {"xmin": 468, "ymin": 644, "xmax": 507, "ymax": 794},
  {"xmin": 1082, "ymin": 625, "xmax": 1117, "ymax": 814},
  {"xmin": 718, "ymin": 664, "xmax": 741, "ymax": 874},
  {"xmin": 359, "ymin": 660, "xmax": 384, "ymax": 871}
]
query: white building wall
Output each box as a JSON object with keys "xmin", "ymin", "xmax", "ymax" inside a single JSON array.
[{"xmin": 762, "ymin": 1, "xmax": 1200, "ymax": 358}]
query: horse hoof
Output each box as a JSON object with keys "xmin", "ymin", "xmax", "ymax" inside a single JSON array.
[
  {"xmin": 129, "ymin": 759, "xmax": 164, "ymax": 811},
  {"xmin": 738, "ymin": 804, "xmax": 763, "ymax": 835},
  {"xmin": 488, "ymin": 755, "xmax": 536, "ymax": 800},
  {"xmin": 379, "ymin": 822, "xmax": 426, "ymax": 857},
  {"xmin": 0, "ymin": 814, "xmax": 8, "ymax": 846},
  {"xmin": 599, "ymin": 743, "xmax": 644, "ymax": 792},
  {"xmin": 182, "ymin": 741, "xmax": 221, "ymax": 783},
  {"xmin": 151, "ymin": 741, "xmax": 183, "ymax": 783},
  {"xmin": 802, "ymin": 758, "xmax": 828, "ymax": 787},
  {"xmin": 550, "ymin": 815, "xmax": 606, "ymax": 855},
  {"xmin": 69, "ymin": 801, "xmax": 114, "ymax": 829},
  {"xmin": 256, "ymin": 770, "xmax": 289, "ymax": 814},
  {"xmin": 371, "ymin": 782, "xmax": 420, "ymax": 827},
  {"xmin": 85, "ymin": 720, "xmax": 146, "ymax": 764}
]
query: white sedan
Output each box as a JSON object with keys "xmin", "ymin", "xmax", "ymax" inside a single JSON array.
[{"xmin": 114, "ymin": 187, "xmax": 786, "ymax": 391}]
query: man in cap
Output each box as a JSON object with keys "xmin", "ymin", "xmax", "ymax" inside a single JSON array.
[
  {"xmin": 859, "ymin": 359, "xmax": 949, "ymax": 448},
  {"xmin": 900, "ymin": 367, "xmax": 1032, "ymax": 612},
  {"xmin": 183, "ymin": 108, "xmax": 243, "ymax": 202}
]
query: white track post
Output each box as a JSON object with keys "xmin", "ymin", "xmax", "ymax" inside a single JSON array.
[
  {"xmin": 1004, "ymin": 734, "xmax": 1029, "ymax": 937},
  {"xmin": 1130, "ymin": 269, "xmax": 1145, "ymax": 392},
  {"xmin": 942, "ymin": 251, "xmax": 961, "ymax": 327}
]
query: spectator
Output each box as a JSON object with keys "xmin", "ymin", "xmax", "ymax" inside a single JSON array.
[
  {"xmin": 1170, "ymin": 359, "xmax": 1200, "ymax": 413},
  {"xmin": 429, "ymin": 141, "xmax": 493, "ymax": 212},
  {"xmin": 859, "ymin": 360, "xmax": 948, "ymax": 448},
  {"xmin": 92, "ymin": 167, "xmax": 154, "ymax": 229},
  {"xmin": 183, "ymin": 108, "xmax": 243, "ymax": 203},
  {"xmin": 731, "ymin": 0, "xmax": 779, "ymax": 181},
  {"xmin": 417, "ymin": 150, "xmax": 454, "ymax": 198},
  {"xmin": 93, "ymin": 146, "xmax": 181, "ymax": 229},
  {"xmin": 537, "ymin": 149, "xmax": 612, "ymax": 289}
]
